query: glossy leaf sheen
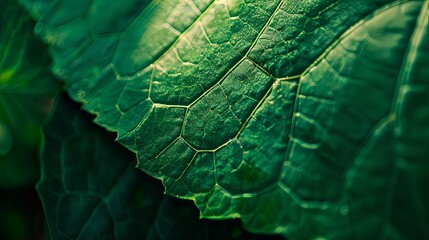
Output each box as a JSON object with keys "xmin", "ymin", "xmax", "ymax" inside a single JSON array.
[{"xmin": 27, "ymin": 0, "xmax": 429, "ymax": 238}]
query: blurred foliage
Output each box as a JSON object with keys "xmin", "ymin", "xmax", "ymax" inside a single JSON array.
[
  {"xmin": 0, "ymin": 187, "xmax": 48, "ymax": 240},
  {"xmin": 0, "ymin": 0, "xmax": 60, "ymax": 188},
  {"xmin": 0, "ymin": 0, "xmax": 58, "ymax": 239}
]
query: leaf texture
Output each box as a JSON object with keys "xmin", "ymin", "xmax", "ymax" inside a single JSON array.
[
  {"xmin": 38, "ymin": 94, "xmax": 285, "ymax": 240},
  {"xmin": 24, "ymin": 0, "xmax": 429, "ymax": 238}
]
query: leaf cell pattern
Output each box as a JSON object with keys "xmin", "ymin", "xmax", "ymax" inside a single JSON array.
[
  {"xmin": 39, "ymin": 95, "xmax": 285, "ymax": 240},
  {"xmin": 24, "ymin": 0, "xmax": 429, "ymax": 238}
]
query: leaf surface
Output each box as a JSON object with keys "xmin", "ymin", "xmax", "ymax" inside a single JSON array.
[
  {"xmin": 38, "ymin": 94, "xmax": 284, "ymax": 240},
  {"xmin": 26, "ymin": 0, "xmax": 429, "ymax": 238}
]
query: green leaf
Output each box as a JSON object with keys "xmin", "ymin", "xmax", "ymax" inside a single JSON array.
[
  {"xmin": 0, "ymin": 0, "xmax": 60, "ymax": 187},
  {"xmin": 39, "ymin": 94, "xmax": 284, "ymax": 240},
  {"xmin": 27, "ymin": 0, "xmax": 429, "ymax": 238}
]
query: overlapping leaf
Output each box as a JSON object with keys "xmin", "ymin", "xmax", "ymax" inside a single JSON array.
[
  {"xmin": 0, "ymin": 0, "xmax": 59, "ymax": 187},
  {"xmin": 39, "ymin": 94, "xmax": 284, "ymax": 240},
  {"xmin": 23, "ymin": 0, "xmax": 429, "ymax": 238}
]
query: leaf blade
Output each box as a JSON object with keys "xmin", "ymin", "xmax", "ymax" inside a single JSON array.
[{"xmin": 26, "ymin": 0, "xmax": 429, "ymax": 238}]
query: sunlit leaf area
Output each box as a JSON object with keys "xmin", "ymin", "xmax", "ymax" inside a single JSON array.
[{"xmin": 1, "ymin": 0, "xmax": 428, "ymax": 239}]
